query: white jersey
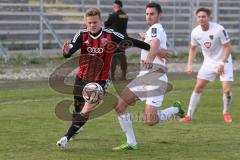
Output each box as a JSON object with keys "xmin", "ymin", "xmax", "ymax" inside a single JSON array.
[
  {"xmin": 139, "ymin": 23, "xmax": 167, "ymax": 76},
  {"xmin": 128, "ymin": 23, "xmax": 168, "ymax": 107},
  {"xmin": 191, "ymin": 22, "xmax": 231, "ymax": 65}
]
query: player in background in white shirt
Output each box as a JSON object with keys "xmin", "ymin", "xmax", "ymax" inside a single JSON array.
[
  {"xmin": 179, "ymin": 8, "xmax": 233, "ymax": 124},
  {"xmin": 112, "ymin": 2, "xmax": 185, "ymax": 151}
]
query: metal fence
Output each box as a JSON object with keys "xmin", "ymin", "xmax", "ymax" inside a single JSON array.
[
  {"xmin": 0, "ymin": 0, "xmax": 239, "ymax": 58},
  {"xmin": 38, "ymin": 0, "xmax": 240, "ymax": 54}
]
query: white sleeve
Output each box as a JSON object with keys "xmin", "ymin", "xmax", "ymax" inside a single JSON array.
[
  {"xmin": 218, "ymin": 27, "xmax": 231, "ymax": 44},
  {"xmin": 148, "ymin": 25, "xmax": 164, "ymax": 42},
  {"xmin": 190, "ymin": 30, "xmax": 198, "ymax": 46}
]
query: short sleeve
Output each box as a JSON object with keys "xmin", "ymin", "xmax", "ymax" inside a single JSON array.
[
  {"xmin": 148, "ymin": 24, "xmax": 164, "ymax": 42},
  {"xmin": 190, "ymin": 30, "xmax": 198, "ymax": 46},
  {"xmin": 218, "ymin": 27, "xmax": 231, "ymax": 44}
]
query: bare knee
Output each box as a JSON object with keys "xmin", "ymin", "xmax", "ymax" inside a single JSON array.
[
  {"xmin": 194, "ymin": 84, "xmax": 205, "ymax": 93},
  {"xmin": 194, "ymin": 86, "xmax": 204, "ymax": 93},
  {"xmin": 144, "ymin": 112, "xmax": 159, "ymax": 126},
  {"xmin": 194, "ymin": 79, "xmax": 209, "ymax": 93},
  {"xmin": 114, "ymin": 98, "xmax": 128, "ymax": 115},
  {"xmin": 224, "ymin": 91, "xmax": 231, "ymax": 96},
  {"xmin": 144, "ymin": 120, "xmax": 158, "ymax": 126},
  {"xmin": 223, "ymin": 87, "xmax": 231, "ymax": 95}
]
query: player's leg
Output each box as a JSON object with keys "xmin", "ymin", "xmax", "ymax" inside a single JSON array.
[
  {"xmin": 222, "ymin": 81, "xmax": 232, "ymax": 114},
  {"xmin": 67, "ymin": 103, "xmax": 92, "ymax": 138},
  {"xmin": 112, "ymin": 72, "xmax": 155, "ymax": 150},
  {"xmin": 113, "ymin": 71, "xmax": 170, "ymax": 150},
  {"xmin": 144, "ymin": 96, "xmax": 184, "ymax": 126},
  {"xmin": 69, "ymin": 97, "xmax": 85, "ymax": 140},
  {"xmin": 144, "ymin": 105, "xmax": 159, "ymax": 126},
  {"xmin": 180, "ymin": 63, "xmax": 217, "ymax": 123},
  {"xmin": 57, "ymin": 77, "xmax": 100, "ymax": 149},
  {"xmin": 57, "ymin": 101, "xmax": 96, "ymax": 149},
  {"xmin": 141, "ymin": 72, "xmax": 182, "ymax": 125},
  {"xmin": 221, "ymin": 81, "xmax": 233, "ymax": 123},
  {"xmin": 220, "ymin": 61, "xmax": 234, "ymax": 123},
  {"xmin": 67, "ymin": 79, "xmax": 110, "ymax": 141},
  {"xmin": 189, "ymin": 78, "xmax": 209, "ymax": 117},
  {"xmin": 56, "ymin": 77, "xmax": 86, "ymax": 148},
  {"xmin": 57, "ymin": 102, "xmax": 93, "ymax": 149},
  {"xmin": 112, "ymin": 87, "xmax": 139, "ymax": 151},
  {"xmin": 179, "ymin": 78, "xmax": 209, "ymax": 123},
  {"xmin": 65, "ymin": 78, "xmax": 88, "ymax": 139}
]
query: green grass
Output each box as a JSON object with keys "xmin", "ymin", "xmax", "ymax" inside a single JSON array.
[{"xmin": 0, "ymin": 77, "xmax": 240, "ymax": 160}]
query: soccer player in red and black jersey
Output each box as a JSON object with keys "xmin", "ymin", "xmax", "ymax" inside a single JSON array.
[{"xmin": 56, "ymin": 7, "xmax": 168, "ymax": 149}]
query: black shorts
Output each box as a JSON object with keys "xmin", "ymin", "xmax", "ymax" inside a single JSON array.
[{"xmin": 73, "ymin": 76, "xmax": 110, "ymax": 103}]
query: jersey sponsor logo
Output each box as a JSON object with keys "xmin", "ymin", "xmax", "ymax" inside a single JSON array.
[
  {"xmin": 87, "ymin": 47, "xmax": 104, "ymax": 54},
  {"xmin": 209, "ymin": 35, "xmax": 214, "ymax": 40},
  {"xmin": 151, "ymin": 28, "xmax": 157, "ymax": 37},
  {"xmin": 204, "ymin": 42, "xmax": 211, "ymax": 48}
]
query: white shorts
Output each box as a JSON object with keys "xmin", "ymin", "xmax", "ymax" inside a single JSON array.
[
  {"xmin": 197, "ymin": 62, "xmax": 234, "ymax": 82},
  {"xmin": 127, "ymin": 71, "xmax": 169, "ymax": 107}
]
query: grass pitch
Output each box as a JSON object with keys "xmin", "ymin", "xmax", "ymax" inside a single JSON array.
[{"xmin": 0, "ymin": 76, "xmax": 240, "ymax": 160}]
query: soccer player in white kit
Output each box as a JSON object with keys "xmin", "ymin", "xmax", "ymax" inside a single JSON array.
[
  {"xmin": 179, "ymin": 8, "xmax": 233, "ymax": 123},
  {"xmin": 112, "ymin": 2, "xmax": 185, "ymax": 151}
]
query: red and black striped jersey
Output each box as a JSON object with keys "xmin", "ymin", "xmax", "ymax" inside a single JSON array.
[{"xmin": 65, "ymin": 27, "xmax": 150, "ymax": 81}]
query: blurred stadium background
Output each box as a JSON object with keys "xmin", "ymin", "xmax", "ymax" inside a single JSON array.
[
  {"xmin": 0, "ymin": 0, "xmax": 239, "ymax": 58},
  {"xmin": 1, "ymin": 1, "xmax": 240, "ymax": 160}
]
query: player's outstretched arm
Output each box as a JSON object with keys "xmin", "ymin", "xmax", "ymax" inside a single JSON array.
[
  {"xmin": 63, "ymin": 30, "xmax": 82, "ymax": 58},
  {"xmin": 143, "ymin": 39, "xmax": 169, "ymax": 69},
  {"xmin": 187, "ymin": 45, "xmax": 197, "ymax": 75},
  {"xmin": 125, "ymin": 36, "xmax": 151, "ymax": 51},
  {"xmin": 143, "ymin": 38, "xmax": 160, "ymax": 69}
]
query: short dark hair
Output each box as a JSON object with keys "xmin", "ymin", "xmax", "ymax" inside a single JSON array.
[
  {"xmin": 196, "ymin": 8, "xmax": 211, "ymax": 16},
  {"xmin": 114, "ymin": 0, "xmax": 122, "ymax": 8},
  {"xmin": 85, "ymin": 7, "xmax": 101, "ymax": 18},
  {"xmin": 146, "ymin": 2, "xmax": 162, "ymax": 14}
]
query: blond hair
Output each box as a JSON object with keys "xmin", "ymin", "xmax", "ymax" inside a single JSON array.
[{"xmin": 85, "ymin": 7, "xmax": 101, "ymax": 18}]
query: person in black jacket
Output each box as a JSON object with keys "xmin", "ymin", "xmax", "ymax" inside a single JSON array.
[{"xmin": 104, "ymin": 0, "xmax": 128, "ymax": 81}]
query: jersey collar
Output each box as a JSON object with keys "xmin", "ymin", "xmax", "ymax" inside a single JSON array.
[{"xmin": 89, "ymin": 27, "xmax": 103, "ymax": 39}]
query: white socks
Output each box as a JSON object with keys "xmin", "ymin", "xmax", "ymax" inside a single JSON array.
[
  {"xmin": 118, "ymin": 113, "xmax": 137, "ymax": 145},
  {"xmin": 158, "ymin": 107, "xmax": 179, "ymax": 121},
  {"xmin": 187, "ymin": 91, "xmax": 201, "ymax": 118},
  {"xmin": 223, "ymin": 92, "xmax": 232, "ymax": 113}
]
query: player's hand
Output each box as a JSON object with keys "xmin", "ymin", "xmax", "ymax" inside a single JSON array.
[
  {"xmin": 139, "ymin": 32, "xmax": 146, "ymax": 40},
  {"xmin": 143, "ymin": 53, "xmax": 155, "ymax": 69},
  {"xmin": 187, "ymin": 64, "xmax": 194, "ymax": 75},
  {"xmin": 217, "ymin": 64, "xmax": 224, "ymax": 75},
  {"xmin": 156, "ymin": 48, "xmax": 169, "ymax": 61},
  {"xmin": 62, "ymin": 40, "xmax": 70, "ymax": 55}
]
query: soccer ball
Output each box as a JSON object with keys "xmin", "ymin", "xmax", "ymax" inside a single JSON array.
[{"xmin": 82, "ymin": 82, "xmax": 104, "ymax": 104}]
